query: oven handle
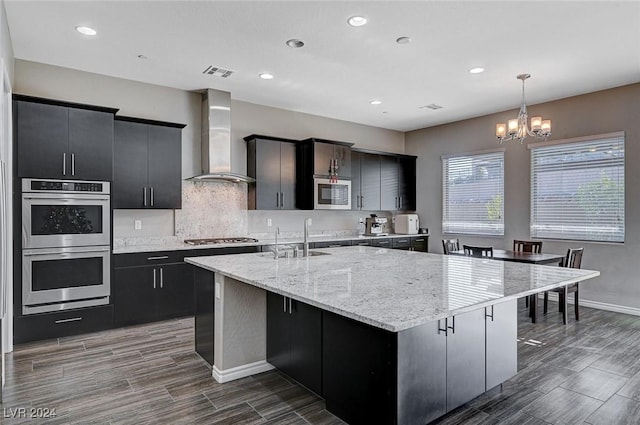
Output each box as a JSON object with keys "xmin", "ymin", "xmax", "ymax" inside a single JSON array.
[
  {"xmin": 23, "ymin": 247, "xmax": 111, "ymax": 256},
  {"xmin": 22, "ymin": 196, "xmax": 110, "ymax": 201}
]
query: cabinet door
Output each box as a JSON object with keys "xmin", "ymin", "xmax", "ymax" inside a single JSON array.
[
  {"xmin": 114, "ymin": 267, "xmax": 157, "ymax": 326},
  {"xmin": 68, "ymin": 108, "xmax": 114, "ymax": 181},
  {"xmin": 380, "ymin": 156, "xmax": 398, "ymax": 211},
  {"xmin": 157, "ymin": 263, "xmax": 194, "ymax": 320},
  {"xmin": 446, "ymin": 309, "xmax": 486, "ymax": 411},
  {"xmin": 313, "ymin": 142, "xmax": 334, "ymax": 176},
  {"xmin": 392, "ymin": 238, "xmax": 411, "ymax": 250},
  {"xmin": 411, "ymin": 236, "xmax": 428, "ymax": 252},
  {"xmin": 17, "ymin": 101, "xmax": 69, "ymax": 178},
  {"xmin": 360, "ymin": 153, "xmax": 381, "ymax": 210},
  {"xmin": 194, "ymin": 268, "xmax": 215, "ymax": 366},
  {"xmin": 148, "ymin": 125, "xmax": 182, "ymax": 208},
  {"xmin": 255, "ymin": 140, "xmax": 283, "ymax": 209},
  {"xmin": 290, "ymin": 299, "xmax": 322, "ymax": 395},
  {"xmin": 351, "ymin": 152, "xmax": 362, "ymax": 210},
  {"xmin": 486, "ymin": 300, "xmax": 518, "ymax": 390},
  {"xmin": 370, "ymin": 238, "xmax": 392, "ymax": 248},
  {"xmin": 334, "ymin": 144, "xmax": 351, "ymax": 178},
  {"xmin": 266, "ymin": 292, "xmax": 291, "ymax": 373},
  {"xmin": 113, "ymin": 121, "xmax": 148, "ymax": 208},
  {"xmin": 398, "ymin": 157, "xmax": 416, "ymax": 211},
  {"xmin": 280, "ymin": 142, "xmax": 296, "ymax": 210}
]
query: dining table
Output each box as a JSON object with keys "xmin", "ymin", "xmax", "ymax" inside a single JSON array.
[{"xmin": 450, "ymin": 249, "xmax": 566, "ymax": 322}]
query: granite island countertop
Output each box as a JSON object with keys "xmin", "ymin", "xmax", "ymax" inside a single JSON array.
[{"xmin": 185, "ymin": 246, "xmax": 600, "ymax": 332}]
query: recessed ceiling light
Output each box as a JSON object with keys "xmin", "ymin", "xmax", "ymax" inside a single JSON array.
[
  {"xmin": 259, "ymin": 73, "xmax": 274, "ymax": 80},
  {"xmin": 370, "ymin": 100, "xmax": 382, "ymax": 105},
  {"xmin": 396, "ymin": 37, "xmax": 411, "ymax": 45},
  {"xmin": 137, "ymin": 54, "xmax": 148, "ymax": 60},
  {"xmin": 286, "ymin": 39, "xmax": 305, "ymax": 48},
  {"xmin": 469, "ymin": 67, "xmax": 485, "ymax": 74},
  {"xmin": 348, "ymin": 16, "xmax": 367, "ymax": 27},
  {"xmin": 75, "ymin": 26, "xmax": 97, "ymax": 36}
]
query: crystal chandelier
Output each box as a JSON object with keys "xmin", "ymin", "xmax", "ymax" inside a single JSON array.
[{"xmin": 496, "ymin": 74, "xmax": 551, "ymax": 143}]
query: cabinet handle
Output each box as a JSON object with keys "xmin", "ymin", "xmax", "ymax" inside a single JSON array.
[
  {"xmin": 289, "ymin": 297, "xmax": 292, "ymax": 314},
  {"xmin": 448, "ymin": 316, "xmax": 456, "ymax": 334},
  {"xmin": 147, "ymin": 255, "xmax": 169, "ymax": 261},
  {"xmin": 153, "ymin": 268, "xmax": 157, "ymax": 289},
  {"xmin": 276, "ymin": 192, "xmax": 280, "ymax": 209},
  {"xmin": 485, "ymin": 305, "xmax": 494, "ymax": 321},
  {"xmin": 62, "ymin": 153, "xmax": 66, "ymax": 176},
  {"xmin": 438, "ymin": 318, "xmax": 448, "ymax": 336},
  {"xmin": 143, "ymin": 187, "xmax": 148, "ymax": 207},
  {"xmin": 399, "ymin": 196, "xmax": 402, "ymax": 210},
  {"xmin": 160, "ymin": 267, "xmax": 163, "ymax": 288},
  {"xmin": 280, "ymin": 192, "xmax": 284, "ymax": 208},
  {"xmin": 150, "ymin": 187, "xmax": 154, "ymax": 206},
  {"xmin": 71, "ymin": 153, "xmax": 75, "ymax": 176},
  {"xmin": 55, "ymin": 317, "xmax": 82, "ymax": 324},
  {"xmin": 283, "ymin": 296, "xmax": 287, "ymax": 313}
]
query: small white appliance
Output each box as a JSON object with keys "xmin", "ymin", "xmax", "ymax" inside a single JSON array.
[{"xmin": 395, "ymin": 214, "xmax": 419, "ymax": 235}]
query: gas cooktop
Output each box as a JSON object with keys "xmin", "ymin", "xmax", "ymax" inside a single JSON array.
[{"xmin": 184, "ymin": 237, "xmax": 259, "ymax": 246}]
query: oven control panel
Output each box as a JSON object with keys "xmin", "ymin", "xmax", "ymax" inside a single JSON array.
[{"xmin": 23, "ymin": 179, "xmax": 110, "ymax": 195}]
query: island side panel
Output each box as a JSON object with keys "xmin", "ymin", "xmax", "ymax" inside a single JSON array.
[{"xmin": 194, "ymin": 267, "xmax": 215, "ymax": 366}]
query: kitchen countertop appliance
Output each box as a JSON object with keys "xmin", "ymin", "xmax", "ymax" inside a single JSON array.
[
  {"xmin": 365, "ymin": 215, "xmax": 389, "ymax": 236},
  {"xmin": 394, "ymin": 214, "xmax": 419, "ymax": 235}
]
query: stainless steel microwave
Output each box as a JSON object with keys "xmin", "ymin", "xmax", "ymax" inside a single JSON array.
[{"xmin": 314, "ymin": 178, "xmax": 351, "ymax": 210}]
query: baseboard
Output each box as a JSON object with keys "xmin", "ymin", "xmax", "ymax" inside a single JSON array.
[
  {"xmin": 212, "ymin": 360, "xmax": 274, "ymax": 383},
  {"xmin": 540, "ymin": 292, "xmax": 640, "ymax": 316}
]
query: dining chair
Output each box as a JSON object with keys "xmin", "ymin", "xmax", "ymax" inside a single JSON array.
[
  {"xmin": 513, "ymin": 240, "xmax": 542, "ymax": 254},
  {"xmin": 442, "ymin": 238, "xmax": 460, "ymax": 255},
  {"xmin": 543, "ymin": 248, "xmax": 584, "ymax": 324},
  {"xmin": 513, "ymin": 240, "xmax": 543, "ymax": 308},
  {"xmin": 463, "ymin": 245, "xmax": 493, "ymax": 258}
]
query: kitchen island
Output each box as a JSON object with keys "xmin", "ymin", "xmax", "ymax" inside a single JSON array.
[{"xmin": 186, "ymin": 246, "xmax": 599, "ymax": 425}]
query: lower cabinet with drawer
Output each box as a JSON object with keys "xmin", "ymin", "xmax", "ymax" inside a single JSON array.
[
  {"xmin": 114, "ymin": 251, "xmax": 195, "ymax": 326},
  {"xmin": 313, "ymin": 240, "xmax": 352, "ymax": 249},
  {"xmin": 14, "ymin": 305, "xmax": 114, "ymax": 344}
]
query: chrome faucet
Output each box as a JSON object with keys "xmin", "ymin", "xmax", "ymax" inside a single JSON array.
[
  {"xmin": 303, "ymin": 218, "xmax": 311, "ymax": 257},
  {"xmin": 274, "ymin": 226, "xmax": 280, "ymax": 259}
]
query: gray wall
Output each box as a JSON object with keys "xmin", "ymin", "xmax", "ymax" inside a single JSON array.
[
  {"xmin": 405, "ymin": 83, "xmax": 640, "ymax": 312},
  {"xmin": 14, "ymin": 59, "xmax": 405, "ymax": 237}
]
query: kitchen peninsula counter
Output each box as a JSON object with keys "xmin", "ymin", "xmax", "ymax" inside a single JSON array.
[{"xmin": 186, "ymin": 247, "xmax": 599, "ymax": 425}]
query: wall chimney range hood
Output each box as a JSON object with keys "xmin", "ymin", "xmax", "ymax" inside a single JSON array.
[{"xmin": 187, "ymin": 89, "xmax": 255, "ymax": 183}]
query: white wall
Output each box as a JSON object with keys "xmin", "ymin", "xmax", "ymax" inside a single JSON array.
[
  {"xmin": 14, "ymin": 60, "xmax": 405, "ymax": 238},
  {"xmin": 406, "ymin": 83, "xmax": 640, "ymax": 313}
]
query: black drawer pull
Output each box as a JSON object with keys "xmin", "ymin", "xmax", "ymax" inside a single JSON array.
[
  {"xmin": 378, "ymin": 241, "xmax": 390, "ymax": 245},
  {"xmin": 147, "ymin": 255, "xmax": 169, "ymax": 261},
  {"xmin": 55, "ymin": 317, "xmax": 82, "ymax": 324},
  {"xmin": 328, "ymin": 244, "xmax": 343, "ymax": 248}
]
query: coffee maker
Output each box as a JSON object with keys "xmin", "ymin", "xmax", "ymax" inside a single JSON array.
[{"xmin": 365, "ymin": 214, "xmax": 389, "ymax": 236}]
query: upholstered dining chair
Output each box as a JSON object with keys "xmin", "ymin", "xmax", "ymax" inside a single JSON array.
[
  {"xmin": 543, "ymin": 248, "xmax": 584, "ymax": 325},
  {"xmin": 513, "ymin": 240, "xmax": 543, "ymax": 308},
  {"xmin": 442, "ymin": 238, "xmax": 460, "ymax": 255},
  {"xmin": 463, "ymin": 245, "xmax": 494, "ymax": 258}
]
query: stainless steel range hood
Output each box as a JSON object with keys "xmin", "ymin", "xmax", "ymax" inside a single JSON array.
[{"xmin": 187, "ymin": 89, "xmax": 255, "ymax": 183}]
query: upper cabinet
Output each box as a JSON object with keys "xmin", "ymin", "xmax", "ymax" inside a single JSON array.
[
  {"xmin": 381, "ymin": 154, "xmax": 416, "ymax": 211},
  {"xmin": 309, "ymin": 139, "xmax": 352, "ymax": 178},
  {"xmin": 352, "ymin": 150, "xmax": 382, "ymax": 211},
  {"xmin": 245, "ymin": 135, "xmax": 298, "ymax": 210},
  {"xmin": 113, "ymin": 117, "xmax": 185, "ymax": 209},
  {"xmin": 15, "ymin": 95, "xmax": 118, "ymax": 181}
]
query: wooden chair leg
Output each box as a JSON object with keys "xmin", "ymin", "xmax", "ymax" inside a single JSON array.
[
  {"xmin": 575, "ymin": 286, "xmax": 580, "ymax": 321},
  {"xmin": 525, "ymin": 296, "xmax": 529, "ymax": 308},
  {"xmin": 543, "ymin": 292, "xmax": 548, "ymax": 313},
  {"xmin": 562, "ymin": 287, "xmax": 568, "ymax": 325},
  {"xmin": 529, "ymin": 295, "xmax": 538, "ymax": 323},
  {"xmin": 559, "ymin": 293, "xmax": 564, "ymax": 313}
]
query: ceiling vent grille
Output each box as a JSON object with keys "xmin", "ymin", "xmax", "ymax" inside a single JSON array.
[
  {"xmin": 420, "ymin": 104, "xmax": 443, "ymax": 110},
  {"xmin": 202, "ymin": 66, "xmax": 234, "ymax": 78}
]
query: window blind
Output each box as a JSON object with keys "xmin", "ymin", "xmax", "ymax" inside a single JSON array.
[
  {"xmin": 530, "ymin": 133, "xmax": 625, "ymax": 242},
  {"xmin": 442, "ymin": 151, "xmax": 504, "ymax": 235}
]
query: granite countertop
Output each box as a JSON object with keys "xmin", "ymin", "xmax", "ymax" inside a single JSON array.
[
  {"xmin": 112, "ymin": 233, "xmax": 429, "ymax": 254},
  {"xmin": 185, "ymin": 246, "xmax": 600, "ymax": 332}
]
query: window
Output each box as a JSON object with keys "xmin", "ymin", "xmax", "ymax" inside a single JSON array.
[
  {"xmin": 442, "ymin": 150, "xmax": 504, "ymax": 236},
  {"xmin": 530, "ymin": 132, "xmax": 625, "ymax": 242}
]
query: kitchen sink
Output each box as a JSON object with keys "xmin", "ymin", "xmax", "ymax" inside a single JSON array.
[{"xmin": 260, "ymin": 250, "xmax": 331, "ymax": 258}]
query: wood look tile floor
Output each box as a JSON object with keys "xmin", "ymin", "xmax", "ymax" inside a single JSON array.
[{"xmin": 3, "ymin": 301, "xmax": 640, "ymax": 424}]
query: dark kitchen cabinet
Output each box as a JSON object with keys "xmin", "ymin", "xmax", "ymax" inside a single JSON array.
[
  {"xmin": 194, "ymin": 268, "xmax": 215, "ymax": 366},
  {"xmin": 392, "ymin": 237, "xmax": 411, "ymax": 250},
  {"xmin": 266, "ymin": 292, "xmax": 322, "ymax": 395},
  {"xmin": 485, "ymin": 299, "xmax": 518, "ymax": 390},
  {"xmin": 313, "ymin": 240, "xmax": 352, "ymax": 248},
  {"xmin": 352, "ymin": 151, "xmax": 381, "ymax": 210},
  {"xmin": 113, "ymin": 251, "xmax": 194, "ymax": 326},
  {"xmin": 411, "ymin": 235, "xmax": 428, "ymax": 252},
  {"xmin": 113, "ymin": 117, "xmax": 184, "ymax": 209},
  {"xmin": 15, "ymin": 96, "xmax": 117, "ymax": 181},
  {"xmin": 370, "ymin": 238, "xmax": 392, "ymax": 248},
  {"xmin": 246, "ymin": 135, "xmax": 297, "ymax": 210},
  {"xmin": 311, "ymin": 140, "xmax": 352, "ymax": 178},
  {"xmin": 380, "ymin": 154, "xmax": 417, "ymax": 212}
]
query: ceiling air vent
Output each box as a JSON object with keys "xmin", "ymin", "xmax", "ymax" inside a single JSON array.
[
  {"xmin": 419, "ymin": 104, "xmax": 443, "ymax": 110},
  {"xmin": 202, "ymin": 66, "xmax": 234, "ymax": 78}
]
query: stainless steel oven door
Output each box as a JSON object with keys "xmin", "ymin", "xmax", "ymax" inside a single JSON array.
[
  {"xmin": 22, "ymin": 192, "xmax": 110, "ymax": 249},
  {"xmin": 22, "ymin": 245, "xmax": 110, "ymax": 315},
  {"xmin": 314, "ymin": 178, "xmax": 351, "ymax": 210}
]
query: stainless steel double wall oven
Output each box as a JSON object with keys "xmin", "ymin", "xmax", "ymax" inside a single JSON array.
[{"xmin": 21, "ymin": 178, "xmax": 110, "ymax": 314}]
